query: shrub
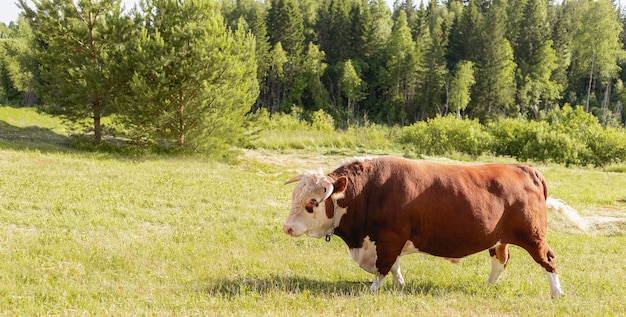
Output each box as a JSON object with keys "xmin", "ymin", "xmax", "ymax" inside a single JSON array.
[
  {"xmin": 347, "ymin": 122, "xmax": 398, "ymax": 151},
  {"xmin": 246, "ymin": 105, "xmax": 626, "ymax": 167},
  {"xmin": 588, "ymin": 127, "xmax": 626, "ymax": 166},
  {"xmin": 311, "ymin": 109, "xmax": 335, "ymax": 132},
  {"xmin": 487, "ymin": 119, "xmax": 585, "ymax": 165},
  {"xmin": 400, "ymin": 115, "xmax": 491, "ymax": 157}
]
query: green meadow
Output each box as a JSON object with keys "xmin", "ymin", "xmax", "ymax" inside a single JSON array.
[{"xmin": 1, "ymin": 107, "xmax": 625, "ymax": 315}]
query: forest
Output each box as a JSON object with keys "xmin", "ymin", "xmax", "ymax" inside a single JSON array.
[{"xmin": 0, "ymin": 0, "xmax": 626, "ymax": 158}]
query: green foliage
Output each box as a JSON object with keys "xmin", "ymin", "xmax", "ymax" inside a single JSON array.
[
  {"xmin": 472, "ymin": 1, "xmax": 517, "ymax": 120},
  {"xmin": 244, "ymin": 105, "xmax": 626, "ymax": 167},
  {"xmin": 245, "ymin": 107, "xmax": 396, "ymax": 152},
  {"xmin": 300, "ymin": 42, "xmax": 328, "ymax": 111},
  {"xmin": 488, "ymin": 105, "xmax": 626, "ymax": 166},
  {"xmin": 487, "ymin": 119, "xmax": 583, "ymax": 165},
  {"xmin": 510, "ymin": 0, "xmax": 561, "ymax": 116},
  {"xmin": 396, "ymin": 106, "xmax": 626, "ymax": 166},
  {"xmin": 385, "ymin": 10, "xmax": 420, "ymax": 123},
  {"xmin": 5, "ymin": 0, "xmax": 626, "ymax": 161},
  {"xmin": 311, "ymin": 109, "xmax": 335, "ymax": 132},
  {"xmin": 0, "ymin": 16, "xmax": 37, "ymax": 105},
  {"xmin": 448, "ymin": 60, "xmax": 475, "ymax": 116},
  {"xmin": 20, "ymin": 0, "xmax": 127, "ymax": 142},
  {"xmin": 2, "ymin": 0, "xmax": 625, "ymax": 139},
  {"xmin": 117, "ymin": 0, "xmax": 258, "ymax": 156},
  {"xmin": 266, "ymin": 0, "xmax": 305, "ymax": 56},
  {"xmin": 400, "ymin": 115, "xmax": 491, "ymax": 157},
  {"xmin": 586, "ymin": 126, "xmax": 626, "ymax": 166},
  {"xmin": 263, "ymin": 0, "xmax": 305, "ymax": 111}
]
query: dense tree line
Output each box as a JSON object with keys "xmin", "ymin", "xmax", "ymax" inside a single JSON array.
[
  {"xmin": 0, "ymin": 0, "xmax": 625, "ymax": 152},
  {"xmin": 223, "ymin": 0, "xmax": 626, "ymax": 127}
]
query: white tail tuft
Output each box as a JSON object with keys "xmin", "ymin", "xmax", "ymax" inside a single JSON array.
[{"xmin": 546, "ymin": 197, "xmax": 589, "ymax": 232}]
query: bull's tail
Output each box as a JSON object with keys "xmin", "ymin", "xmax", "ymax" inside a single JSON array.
[{"xmin": 546, "ymin": 197, "xmax": 589, "ymax": 232}]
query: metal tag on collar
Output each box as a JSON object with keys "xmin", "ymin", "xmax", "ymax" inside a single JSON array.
[{"xmin": 325, "ymin": 233, "xmax": 332, "ymax": 242}]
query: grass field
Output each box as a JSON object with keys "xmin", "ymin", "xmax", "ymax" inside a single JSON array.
[{"xmin": 1, "ymin": 107, "xmax": 626, "ymax": 315}]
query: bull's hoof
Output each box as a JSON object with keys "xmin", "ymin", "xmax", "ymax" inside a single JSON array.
[{"xmin": 551, "ymin": 290, "xmax": 565, "ymax": 299}]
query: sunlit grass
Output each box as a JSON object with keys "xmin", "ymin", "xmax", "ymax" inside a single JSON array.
[
  {"xmin": 250, "ymin": 125, "xmax": 401, "ymax": 157},
  {"xmin": 1, "ymin": 105, "xmax": 625, "ymax": 314},
  {"xmin": 0, "ymin": 106, "xmax": 66, "ymax": 133},
  {"xmin": 0, "ymin": 147, "xmax": 624, "ymax": 315}
]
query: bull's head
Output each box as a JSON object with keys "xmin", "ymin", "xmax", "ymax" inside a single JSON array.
[{"xmin": 282, "ymin": 171, "xmax": 347, "ymax": 238}]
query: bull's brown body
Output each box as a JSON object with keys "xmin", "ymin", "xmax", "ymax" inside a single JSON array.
[{"xmin": 283, "ymin": 157, "xmax": 587, "ymax": 298}]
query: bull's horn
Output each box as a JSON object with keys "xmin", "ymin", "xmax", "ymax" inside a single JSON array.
[
  {"xmin": 284, "ymin": 174, "xmax": 303, "ymax": 185},
  {"xmin": 321, "ymin": 177, "xmax": 334, "ymax": 201}
]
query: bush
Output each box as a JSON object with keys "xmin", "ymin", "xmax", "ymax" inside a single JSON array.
[
  {"xmin": 311, "ymin": 109, "xmax": 335, "ymax": 132},
  {"xmin": 487, "ymin": 119, "xmax": 582, "ymax": 165},
  {"xmin": 246, "ymin": 105, "xmax": 626, "ymax": 167},
  {"xmin": 588, "ymin": 127, "xmax": 626, "ymax": 166},
  {"xmin": 487, "ymin": 106, "xmax": 626, "ymax": 166},
  {"xmin": 346, "ymin": 122, "xmax": 398, "ymax": 151},
  {"xmin": 400, "ymin": 115, "xmax": 491, "ymax": 157}
]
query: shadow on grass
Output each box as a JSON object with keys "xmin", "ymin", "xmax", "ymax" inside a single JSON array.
[
  {"xmin": 202, "ymin": 275, "xmax": 472, "ymax": 298},
  {"xmin": 0, "ymin": 121, "xmax": 149, "ymax": 158},
  {"xmin": 0, "ymin": 120, "xmax": 70, "ymax": 152}
]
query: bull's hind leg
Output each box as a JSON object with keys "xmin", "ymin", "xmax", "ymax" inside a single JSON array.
[
  {"xmin": 520, "ymin": 240, "xmax": 565, "ymax": 299},
  {"xmin": 488, "ymin": 242, "xmax": 510, "ymax": 284}
]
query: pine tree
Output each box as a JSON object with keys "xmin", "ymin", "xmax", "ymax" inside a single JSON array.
[
  {"xmin": 513, "ymin": 0, "xmax": 560, "ymax": 117},
  {"xmin": 119, "ymin": 0, "xmax": 258, "ymax": 152},
  {"xmin": 315, "ymin": 0, "xmax": 351, "ymax": 65},
  {"xmin": 0, "ymin": 17, "xmax": 37, "ymax": 105},
  {"xmin": 417, "ymin": 0, "xmax": 450, "ymax": 119},
  {"xmin": 368, "ymin": 0, "xmax": 393, "ymax": 55},
  {"xmin": 19, "ymin": 0, "xmax": 126, "ymax": 142},
  {"xmin": 266, "ymin": 0, "xmax": 304, "ymax": 57},
  {"xmin": 550, "ymin": 4, "xmax": 573, "ymax": 101},
  {"xmin": 225, "ymin": 0, "xmax": 272, "ymax": 112},
  {"xmin": 385, "ymin": 11, "xmax": 420, "ymax": 124},
  {"xmin": 447, "ymin": 0, "xmax": 482, "ymax": 68},
  {"xmin": 347, "ymin": 0, "xmax": 371, "ymax": 61},
  {"xmin": 267, "ymin": 42, "xmax": 288, "ymax": 113},
  {"xmin": 314, "ymin": 0, "xmax": 352, "ymax": 111},
  {"xmin": 471, "ymin": 0, "xmax": 516, "ymax": 121},
  {"xmin": 444, "ymin": 0, "xmax": 464, "ymax": 71},
  {"xmin": 266, "ymin": 0, "xmax": 305, "ymax": 111}
]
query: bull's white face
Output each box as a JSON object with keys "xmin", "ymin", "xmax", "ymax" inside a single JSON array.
[{"xmin": 283, "ymin": 171, "xmax": 336, "ymax": 239}]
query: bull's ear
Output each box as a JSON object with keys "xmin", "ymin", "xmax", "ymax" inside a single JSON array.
[{"xmin": 334, "ymin": 176, "xmax": 348, "ymax": 193}]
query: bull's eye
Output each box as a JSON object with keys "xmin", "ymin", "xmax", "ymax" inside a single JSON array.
[{"xmin": 305, "ymin": 199, "xmax": 318, "ymax": 213}]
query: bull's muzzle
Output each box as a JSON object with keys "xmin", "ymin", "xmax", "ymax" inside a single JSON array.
[{"xmin": 282, "ymin": 223, "xmax": 296, "ymax": 236}]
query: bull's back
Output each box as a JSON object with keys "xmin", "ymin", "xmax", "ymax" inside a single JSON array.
[{"xmin": 367, "ymin": 157, "xmax": 548, "ymax": 258}]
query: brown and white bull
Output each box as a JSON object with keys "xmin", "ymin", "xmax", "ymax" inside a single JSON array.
[{"xmin": 282, "ymin": 156, "xmax": 588, "ymax": 299}]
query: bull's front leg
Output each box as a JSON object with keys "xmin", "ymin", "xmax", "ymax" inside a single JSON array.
[
  {"xmin": 370, "ymin": 259, "xmax": 404, "ymax": 291},
  {"xmin": 350, "ymin": 236, "xmax": 405, "ymax": 292},
  {"xmin": 371, "ymin": 239, "xmax": 405, "ymax": 291},
  {"xmin": 370, "ymin": 273, "xmax": 386, "ymax": 291}
]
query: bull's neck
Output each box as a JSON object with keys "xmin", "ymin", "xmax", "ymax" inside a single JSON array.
[{"xmin": 330, "ymin": 198, "xmax": 364, "ymax": 249}]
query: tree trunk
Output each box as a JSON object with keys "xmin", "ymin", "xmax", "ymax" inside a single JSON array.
[
  {"xmin": 177, "ymin": 133, "xmax": 185, "ymax": 146},
  {"xmin": 93, "ymin": 97, "xmax": 102, "ymax": 143},
  {"xmin": 177, "ymin": 104, "xmax": 185, "ymax": 146},
  {"xmin": 601, "ymin": 81, "xmax": 611, "ymax": 125},
  {"xmin": 585, "ymin": 53, "xmax": 595, "ymax": 112},
  {"xmin": 444, "ymin": 79, "xmax": 450, "ymax": 114}
]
